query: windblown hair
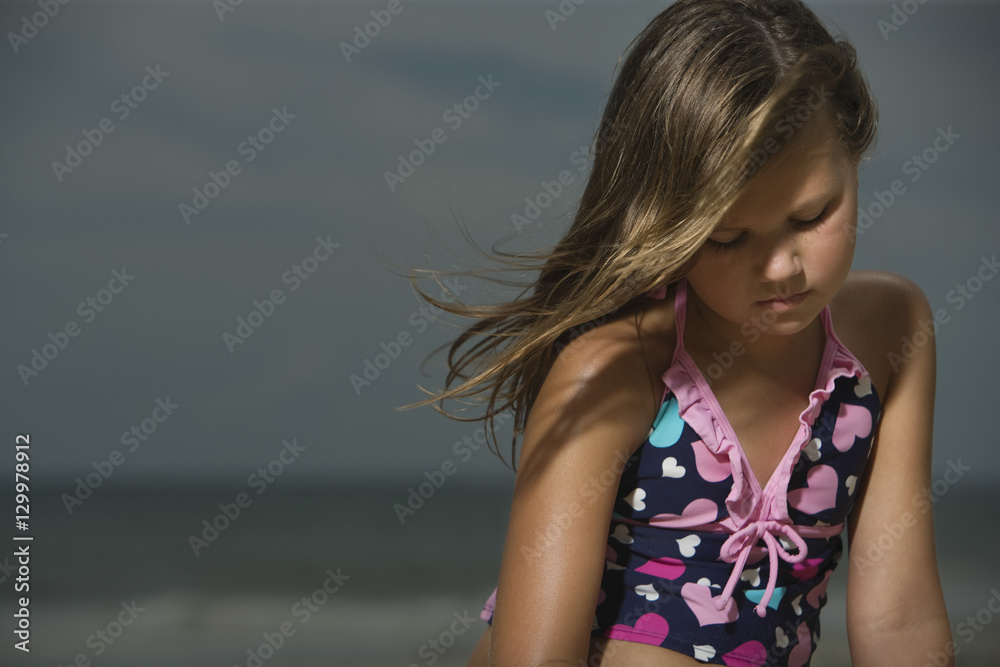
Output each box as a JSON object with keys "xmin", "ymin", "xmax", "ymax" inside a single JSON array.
[{"xmin": 394, "ymin": 0, "xmax": 878, "ymax": 470}]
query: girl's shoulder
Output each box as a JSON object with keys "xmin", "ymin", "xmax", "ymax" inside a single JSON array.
[{"xmin": 830, "ymin": 270, "xmax": 934, "ymax": 402}]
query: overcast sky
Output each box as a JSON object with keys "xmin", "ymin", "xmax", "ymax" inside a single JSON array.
[{"xmin": 2, "ymin": 0, "xmax": 998, "ymax": 489}]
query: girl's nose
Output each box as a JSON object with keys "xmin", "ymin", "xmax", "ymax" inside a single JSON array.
[{"xmin": 760, "ymin": 238, "xmax": 803, "ymax": 283}]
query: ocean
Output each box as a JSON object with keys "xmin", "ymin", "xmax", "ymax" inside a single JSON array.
[{"xmin": 2, "ymin": 481, "xmax": 998, "ymax": 667}]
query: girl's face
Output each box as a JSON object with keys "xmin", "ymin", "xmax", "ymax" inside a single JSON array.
[{"xmin": 684, "ymin": 104, "xmax": 859, "ymax": 343}]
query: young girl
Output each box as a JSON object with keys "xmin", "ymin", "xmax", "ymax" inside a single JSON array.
[{"xmin": 399, "ymin": 1, "xmax": 951, "ymax": 664}]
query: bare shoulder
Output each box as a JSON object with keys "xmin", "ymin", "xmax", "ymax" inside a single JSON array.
[
  {"xmin": 538, "ymin": 308, "xmax": 665, "ymax": 460},
  {"xmin": 830, "ymin": 270, "xmax": 934, "ymax": 400}
]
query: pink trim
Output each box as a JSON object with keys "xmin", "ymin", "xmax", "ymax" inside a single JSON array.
[{"xmin": 661, "ymin": 277, "xmax": 874, "ymax": 615}]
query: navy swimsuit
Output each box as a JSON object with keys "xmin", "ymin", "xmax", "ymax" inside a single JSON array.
[{"xmin": 479, "ymin": 277, "xmax": 882, "ymax": 666}]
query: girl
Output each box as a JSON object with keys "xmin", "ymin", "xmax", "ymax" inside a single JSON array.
[{"xmin": 399, "ymin": 0, "xmax": 951, "ymax": 664}]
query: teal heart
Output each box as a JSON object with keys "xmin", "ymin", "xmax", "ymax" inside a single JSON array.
[
  {"xmin": 745, "ymin": 586, "xmax": 786, "ymax": 610},
  {"xmin": 649, "ymin": 397, "xmax": 684, "ymax": 448}
]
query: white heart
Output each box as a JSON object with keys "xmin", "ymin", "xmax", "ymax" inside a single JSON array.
[
  {"xmin": 740, "ymin": 567, "xmax": 760, "ymax": 587},
  {"xmin": 696, "ymin": 577, "xmax": 720, "ymax": 589},
  {"xmin": 804, "ymin": 438, "xmax": 822, "ymax": 462},
  {"xmin": 676, "ymin": 534, "xmax": 700, "ymax": 557},
  {"xmin": 611, "ymin": 524, "xmax": 634, "ymax": 544},
  {"xmin": 661, "ymin": 456, "xmax": 686, "ymax": 478},
  {"xmin": 845, "ymin": 474, "xmax": 857, "ymax": 496},
  {"xmin": 624, "ymin": 488, "xmax": 646, "ymax": 511},
  {"xmin": 775, "ymin": 627, "xmax": 789, "ymax": 649},
  {"xmin": 693, "ymin": 644, "xmax": 716, "ymax": 662},
  {"xmin": 605, "ymin": 561, "xmax": 626, "ymax": 571},
  {"xmin": 778, "ymin": 534, "xmax": 797, "ymax": 552},
  {"xmin": 635, "ymin": 583, "xmax": 659, "ymax": 601},
  {"xmin": 791, "ymin": 594, "xmax": 803, "ymax": 615},
  {"xmin": 854, "ymin": 375, "xmax": 873, "ymax": 398}
]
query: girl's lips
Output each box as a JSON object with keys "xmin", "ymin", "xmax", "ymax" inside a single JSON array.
[{"xmin": 759, "ymin": 290, "xmax": 809, "ymax": 310}]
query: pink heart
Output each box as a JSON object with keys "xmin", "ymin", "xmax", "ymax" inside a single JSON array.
[
  {"xmin": 635, "ymin": 555, "xmax": 686, "ymax": 580},
  {"xmin": 606, "ymin": 612, "xmax": 669, "ymax": 645},
  {"xmin": 787, "ymin": 464, "xmax": 838, "ymax": 514},
  {"xmin": 721, "ymin": 640, "xmax": 767, "ymax": 666},
  {"xmin": 788, "ymin": 621, "xmax": 813, "ymax": 667},
  {"xmin": 650, "ymin": 497, "xmax": 719, "ymax": 528},
  {"xmin": 806, "ymin": 570, "xmax": 833, "ymax": 608},
  {"xmin": 692, "ymin": 438, "xmax": 732, "ymax": 482},
  {"xmin": 790, "ymin": 558, "xmax": 825, "ymax": 581},
  {"xmin": 831, "ymin": 403, "xmax": 872, "ymax": 452},
  {"xmin": 681, "ymin": 582, "xmax": 738, "ymax": 626}
]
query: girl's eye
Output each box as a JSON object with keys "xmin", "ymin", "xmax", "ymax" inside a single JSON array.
[
  {"xmin": 706, "ymin": 206, "xmax": 830, "ymax": 252},
  {"xmin": 706, "ymin": 234, "xmax": 745, "ymax": 251},
  {"xmin": 791, "ymin": 206, "xmax": 830, "ymax": 227}
]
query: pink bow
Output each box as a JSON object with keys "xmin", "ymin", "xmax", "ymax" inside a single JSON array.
[{"xmin": 715, "ymin": 519, "xmax": 808, "ymax": 617}]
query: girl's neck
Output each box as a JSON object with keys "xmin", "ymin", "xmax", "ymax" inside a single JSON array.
[{"xmin": 685, "ymin": 286, "xmax": 825, "ymax": 377}]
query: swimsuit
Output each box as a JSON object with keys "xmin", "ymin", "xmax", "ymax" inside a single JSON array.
[{"xmin": 478, "ymin": 277, "xmax": 881, "ymax": 667}]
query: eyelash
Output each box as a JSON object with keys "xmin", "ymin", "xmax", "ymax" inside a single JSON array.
[{"xmin": 706, "ymin": 207, "xmax": 831, "ymax": 252}]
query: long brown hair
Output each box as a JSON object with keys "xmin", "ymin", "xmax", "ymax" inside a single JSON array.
[{"xmin": 392, "ymin": 0, "xmax": 878, "ymax": 471}]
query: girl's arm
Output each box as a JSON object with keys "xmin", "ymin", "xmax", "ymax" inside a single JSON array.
[
  {"xmin": 487, "ymin": 321, "xmax": 655, "ymax": 666},
  {"xmin": 845, "ymin": 275, "xmax": 953, "ymax": 666}
]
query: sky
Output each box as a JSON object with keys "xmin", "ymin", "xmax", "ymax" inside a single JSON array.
[{"xmin": 2, "ymin": 0, "xmax": 999, "ymax": 490}]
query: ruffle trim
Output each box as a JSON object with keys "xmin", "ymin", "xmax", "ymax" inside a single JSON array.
[{"xmin": 661, "ymin": 304, "xmax": 871, "ymax": 531}]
